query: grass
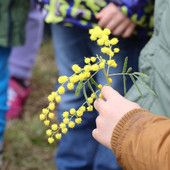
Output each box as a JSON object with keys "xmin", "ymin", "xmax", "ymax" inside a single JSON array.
[{"xmin": 2, "ymin": 39, "xmax": 58, "ymax": 170}]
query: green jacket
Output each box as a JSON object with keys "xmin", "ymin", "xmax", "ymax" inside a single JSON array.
[
  {"xmin": 0, "ymin": 0, "xmax": 30, "ymax": 47},
  {"xmin": 127, "ymin": 0, "xmax": 170, "ymax": 117}
]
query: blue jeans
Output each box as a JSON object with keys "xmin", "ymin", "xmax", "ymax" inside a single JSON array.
[
  {"xmin": 0, "ymin": 47, "xmax": 11, "ymax": 142},
  {"xmin": 51, "ymin": 24, "xmax": 148, "ymax": 170}
]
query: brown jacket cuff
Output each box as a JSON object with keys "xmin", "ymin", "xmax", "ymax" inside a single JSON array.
[{"xmin": 111, "ymin": 108, "xmax": 149, "ymax": 154}]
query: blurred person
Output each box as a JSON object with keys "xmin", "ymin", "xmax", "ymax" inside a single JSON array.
[
  {"xmin": 0, "ymin": 0, "xmax": 30, "ymax": 165},
  {"xmin": 7, "ymin": 3, "xmax": 44, "ymax": 120},
  {"xmin": 43, "ymin": 0, "xmax": 154, "ymax": 169},
  {"xmin": 93, "ymin": 0, "xmax": 170, "ymax": 168}
]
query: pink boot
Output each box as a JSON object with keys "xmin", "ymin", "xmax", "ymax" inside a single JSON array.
[{"xmin": 6, "ymin": 78, "xmax": 31, "ymax": 119}]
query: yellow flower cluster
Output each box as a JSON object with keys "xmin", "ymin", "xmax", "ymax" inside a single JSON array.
[{"xmin": 40, "ymin": 26, "xmax": 120, "ymax": 144}]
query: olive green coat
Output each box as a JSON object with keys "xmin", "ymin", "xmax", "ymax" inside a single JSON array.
[
  {"xmin": 127, "ymin": 0, "xmax": 170, "ymax": 117},
  {"xmin": 0, "ymin": 0, "xmax": 30, "ymax": 47}
]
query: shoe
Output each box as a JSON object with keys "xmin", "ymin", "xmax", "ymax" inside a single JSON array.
[{"xmin": 6, "ymin": 78, "xmax": 31, "ymax": 120}]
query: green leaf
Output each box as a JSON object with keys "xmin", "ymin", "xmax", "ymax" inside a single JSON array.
[
  {"xmin": 134, "ymin": 75, "xmax": 156, "ymax": 96},
  {"xmin": 87, "ymin": 80, "xmax": 98, "ymax": 99},
  {"xmin": 126, "ymin": 67, "xmax": 132, "ymax": 73},
  {"xmin": 133, "ymin": 72, "xmax": 149, "ymax": 78},
  {"xmin": 75, "ymin": 81, "xmax": 83, "ymax": 96},
  {"xmin": 90, "ymin": 77, "xmax": 100, "ymax": 90},
  {"xmin": 123, "ymin": 75, "xmax": 127, "ymax": 96},
  {"xmin": 83, "ymin": 86, "xmax": 91, "ymax": 107},
  {"xmin": 122, "ymin": 57, "xmax": 128, "ymax": 73},
  {"xmin": 129, "ymin": 75, "xmax": 144, "ymax": 98}
]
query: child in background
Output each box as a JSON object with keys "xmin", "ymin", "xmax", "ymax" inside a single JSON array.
[
  {"xmin": 37, "ymin": 0, "xmax": 154, "ymax": 169},
  {"xmin": 93, "ymin": 0, "xmax": 170, "ymax": 168},
  {"xmin": 0, "ymin": 0, "xmax": 30, "ymax": 165},
  {"xmin": 7, "ymin": 4, "xmax": 44, "ymax": 119}
]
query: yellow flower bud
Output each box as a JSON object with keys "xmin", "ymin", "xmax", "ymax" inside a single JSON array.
[
  {"xmin": 49, "ymin": 102, "xmax": 55, "ymax": 110},
  {"xmin": 70, "ymin": 108, "xmax": 76, "ymax": 115},
  {"xmin": 55, "ymin": 133, "xmax": 62, "ymax": 139},
  {"xmin": 48, "ymin": 94, "xmax": 54, "ymax": 102},
  {"xmin": 94, "ymin": 26, "xmax": 102, "ymax": 31},
  {"xmin": 110, "ymin": 51, "xmax": 114, "ymax": 57},
  {"xmin": 44, "ymin": 120, "xmax": 50, "ymax": 126},
  {"xmin": 60, "ymin": 123, "xmax": 66, "ymax": 129},
  {"xmin": 87, "ymin": 105, "xmax": 93, "ymax": 111},
  {"xmin": 63, "ymin": 118, "xmax": 69, "ymax": 124},
  {"xmin": 42, "ymin": 108, "xmax": 48, "ymax": 114},
  {"xmin": 62, "ymin": 128, "xmax": 68, "ymax": 134},
  {"xmin": 62, "ymin": 111, "xmax": 69, "ymax": 118},
  {"xmin": 67, "ymin": 83, "xmax": 74, "ymax": 90},
  {"xmin": 58, "ymin": 86, "xmax": 65, "ymax": 95},
  {"xmin": 84, "ymin": 58, "xmax": 91, "ymax": 64},
  {"xmin": 48, "ymin": 112, "xmax": 54, "ymax": 119},
  {"xmin": 84, "ymin": 65, "xmax": 91, "ymax": 72},
  {"xmin": 99, "ymin": 93, "xmax": 104, "ymax": 98},
  {"xmin": 75, "ymin": 118, "xmax": 82, "ymax": 124},
  {"xmin": 103, "ymin": 28, "xmax": 111, "ymax": 35},
  {"xmin": 77, "ymin": 110, "xmax": 83, "ymax": 117},
  {"xmin": 46, "ymin": 129, "xmax": 52, "ymax": 136},
  {"xmin": 105, "ymin": 41, "xmax": 109, "ymax": 46},
  {"xmin": 98, "ymin": 84, "xmax": 102, "ymax": 89},
  {"xmin": 88, "ymin": 97, "xmax": 93, "ymax": 104},
  {"xmin": 90, "ymin": 35, "xmax": 97, "ymax": 41},
  {"xmin": 91, "ymin": 57, "xmax": 96, "ymax": 62},
  {"xmin": 84, "ymin": 72, "xmax": 91, "ymax": 78},
  {"xmin": 48, "ymin": 137, "xmax": 54, "ymax": 144},
  {"xmin": 99, "ymin": 62, "xmax": 105, "ymax": 69},
  {"xmin": 114, "ymin": 48, "xmax": 120, "ymax": 53},
  {"xmin": 69, "ymin": 121, "xmax": 75, "ymax": 128},
  {"xmin": 80, "ymin": 106, "xmax": 86, "ymax": 112},
  {"xmin": 39, "ymin": 114, "xmax": 46, "ymax": 120},
  {"xmin": 51, "ymin": 91, "xmax": 58, "ymax": 98},
  {"xmin": 89, "ymin": 29, "xmax": 94, "ymax": 35},
  {"xmin": 110, "ymin": 38, "xmax": 119, "ymax": 45},
  {"xmin": 91, "ymin": 64, "xmax": 99, "ymax": 71},
  {"xmin": 101, "ymin": 47, "xmax": 110, "ymax": 54},
  {"xmin": 97, "ymin": 39, "xmax": 104, "ymax": 46},
  {"xmin": 112, "ymin": 62, "xmax": 117, "ymax": 68},
  {"xmin": 91, "ymin": 93, "xmax": 96, "ymax": 99},
  {"xmin": 72, "ymin": 64, "xmax": 81, "ymax": 73},
  {"xmin": 55, "ymin": 95, "xmax": 61, "ymax": 103},
  {"xmin": 101, "ymin": 35, "xmax": 109, "ymax": 41},
  {"xmin": 58, "ymin": 76, "xmax": 68, "ymax": 84},
  {"xmin": 109, "ymin": 78, "xmax": 112, "ymax": 83},
  {"xmin": 51, "ymin": 124, "xmax": 58, "ymax": 131},
  {"xmin": 79, "ymin": 73, "xmax": 86, "ymax": 81},
  {"xmin": 70, "ymin": 75, "xmax": 79, "ymax": 83}
]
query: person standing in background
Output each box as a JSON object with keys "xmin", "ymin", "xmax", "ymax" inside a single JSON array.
[
  {"xmin": 37, "ymin": 0, "xmax": 154, "ymax": 169},
  {"xmin": 7, "ymin": 2, "xmax": 44, "ymax": 120},
  {"xmin": 0, "ymin": 0, "xmax": 30, "ymax": 165}
]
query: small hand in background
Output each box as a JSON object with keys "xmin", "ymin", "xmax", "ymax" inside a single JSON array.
[
  {"xmin": 92, "ymin": 86, "xmax": 140, "ymax": 149},
  {"xmin": 96, "ymin": 3, "xmax": 136, "ymax": 38}
]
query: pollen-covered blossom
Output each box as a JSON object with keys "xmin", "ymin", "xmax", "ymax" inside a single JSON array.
[
  {"xmin": 67, "ymin": 83, "xmax": 74, "ymax": 90},
  {"xmin": 40, "ymin": 26, "xmax": 122, "ymax": 143},
  {"xmin": 48, "ymin": 137, "xmax": 54, "ymax": 144},
  {"xmin": 72, "ymin": 64, "xmax": 81, "ymax": 73},
  {"xmin": 58, "ymin": 76, "xmax": 68, "ymax": 84},
  {"xmin": 40, "ymin": 114, "xmax": 46, "ymax": 120}
]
